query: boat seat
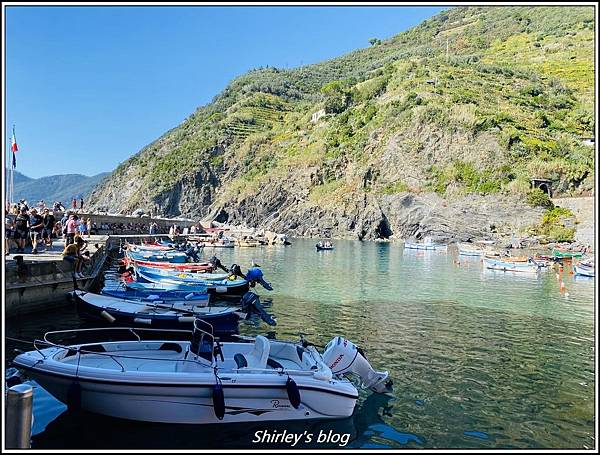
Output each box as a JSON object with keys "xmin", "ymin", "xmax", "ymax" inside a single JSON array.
[{"xmin": 234, "ymin": 336, "xmax": 270, "ymax": 370}]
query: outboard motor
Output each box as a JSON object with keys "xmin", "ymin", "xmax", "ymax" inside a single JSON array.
[
  {"xmin": 322, "ymin": 337, "xmax": 392, "ymax": 394},
  {"xmin": 209, "ymin": 256, "xmax": 229, "ymax": 273},
  {"xmin": 245, "ymin": 267, "xmax": 273, "ymax": 291},
  {"xmin": 240, "ymin": 292, "xmax": 277, "ymax": 326}
]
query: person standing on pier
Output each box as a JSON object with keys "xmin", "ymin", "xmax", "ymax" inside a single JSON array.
[
  {"xmin": 14, "ymin": 207, "xmax": 29, "ymax": 253},
  {"xmin": 5, "ymin": 210, "xmax": 15, "ymax": 256},
  {"xmin": 42, "ymin": 208, "xmax": 56, "ymax": 248},
  {"xmin": 71, "ymin": 197, "xmax": 77, "ymax": 211},
  {"xmin": 29, "ymin": 208, "xmax": 44, "ymax": 254},
  {"xmin": 79, "ymin": 197, "xmax": 84, "ymax": 211},
  {"xmin": 66, "ymin": 214, "xmax": 80, "ymax": 246}
]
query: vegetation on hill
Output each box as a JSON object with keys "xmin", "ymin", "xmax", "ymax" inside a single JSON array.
[{"xmin": 89, "ymin": 6, "xmax": 594, "ymax": 241}]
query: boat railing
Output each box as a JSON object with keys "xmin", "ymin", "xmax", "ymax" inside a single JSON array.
[
  {"xmin": 36, "ymin": 326, "xmax": 193, "ymax": 358},
  {"xmin": 29, "ymin": 327, "xmax": 328, "ymax": 376}
]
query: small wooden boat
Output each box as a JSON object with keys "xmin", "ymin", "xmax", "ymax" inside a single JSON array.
[
  {"xmin": 134, "ymin": 266, "xmax": 251, "ymax": 297},
  {"xmin": 573, "ymin": 260, "xmax": 595, "ymax": 277},
  {"xmin": 552, "ymin": 249, "xmax": 584, "ymax": 259},
  {"xmin": 101, "ymin": 288, "xmax": 210, "ymax": 304},
  {"xmin": 483, "ymin": 257, "xmax": 541, "ymax": 273},
  {"xmin": 457, "ymin": 243, "xmax": 484, "ymax": 257},
  {"xmin": 127, "ymin": 249, "xmax": 189, "ymax": 264},
  {"xmin": 235, "ymin": 239, "xmax": 261, "ymax": 247},
  {"xmin": 13, "ymin": 325, "xmax": 390, "ymax": 424},
  {"xmin": 126, "ymin": 281, "xmax": 210, "ymax": 293},
  {"xmin": 71, "ymin": 290, "xmax": 245, "ymax": 334},
  {"xmin": 315, "ymin": 242, "xmax": 334, "ymax": 251},
  {"xmin": 123, "ymin": 254, "xmax": 213, "ymax": 272},
  {"xmin": 405, "ymin": 237, "xmax": 447, "ymax": 251}
]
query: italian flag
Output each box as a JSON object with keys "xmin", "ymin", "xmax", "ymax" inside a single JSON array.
[{"xmin": 11, "ymin": 126, "xmax": 17, "ymax": 168}]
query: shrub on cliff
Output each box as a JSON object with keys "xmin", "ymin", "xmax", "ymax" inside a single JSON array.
[{"xmin": 526, "ymin": 188, "xmax": 555, "ymax": 209}]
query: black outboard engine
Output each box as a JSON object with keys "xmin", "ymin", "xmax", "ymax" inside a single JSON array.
[
  {"xmin": 240, "ymin": 292, "xmax": 277, "ymax": 326},
  {"xmin": 229, "ymin": 263, "xmax": 245, "ymax": 279},
  {"xmin": 209, "ymin": 256, "xmax": 229, "ymax": 273}
]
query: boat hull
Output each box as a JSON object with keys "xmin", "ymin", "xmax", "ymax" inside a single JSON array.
[
  {"xmin": 73, "ymin": 292, "xmax": 241, "ymax": 334},
  {"xmin": 135, "ymin": 267, "xmax": 250, "ymax": 297},
  {"xmin": 574, "ymin": 264, "xmax": 595, "ymax": 277},
  {"xmin": 14, "ymin": 343, "xmax": 358, "ymax": 424},
  {"xmin": 483, "ymin": 258, "xmax": 540, "ymax": 273},
  {"xmin": 404, "ymin": 242, "xmax": 447, "ymax": 251}
]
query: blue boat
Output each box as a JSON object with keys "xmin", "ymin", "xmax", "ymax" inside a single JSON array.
[
  {"xmin": 102, "ymin": 288, "xmax": 210, "ymax": 304},
  {"xmin": 71, "ymin": 290, "xmax": 275, "ymax": 335},
  {"xmin": 134, "ymin": 266, "xmax": 251, "ymax": 297},
  {"xmin": 125, "ymin": 281, "xmax": 211, "ymax": 293},
  {"xmin": 127, "ymin": 249, "xmax": 189, "ymax": 263},
  {"xmin": 483, "ymin": 257, "xmax": 541, "ymax": 273}
]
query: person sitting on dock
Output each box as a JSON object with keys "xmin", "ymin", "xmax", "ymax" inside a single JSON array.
[{"xmin": 62, "ymin": 236, "xmax": 89, "ymax": 279}]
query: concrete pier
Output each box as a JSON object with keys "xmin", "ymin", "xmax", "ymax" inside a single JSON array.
[
  {"xmin": 5, "ymin": 235, "xmax": 109, "ymax": 318},
  {"xmin": 4, "ymin": 233, "xmax": 190, "ymax": 318}
]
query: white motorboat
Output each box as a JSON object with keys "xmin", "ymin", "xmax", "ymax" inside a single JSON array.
[
  {"xmin": 404, "ymin": 236, "xmax": 447, "ymax": 251},
  {"xmin": 573, "ymin": 259, "xmax": 595, "ymax": 277},
  {"xmin": 13, "ymin": 321, "xmax": 391, "ymax": 424}
]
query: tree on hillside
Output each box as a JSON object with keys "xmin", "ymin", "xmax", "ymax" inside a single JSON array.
[{"xmin": 368, "ymin": 38, "xmax": 382, "ymax": 46}]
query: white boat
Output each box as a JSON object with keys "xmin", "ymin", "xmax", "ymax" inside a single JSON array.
[
  {"xmin": 483, "ymin": 257, "xmax": 541, "ymax": 273},
  {"xmin": 12, "ymin": 322, "xmax": 391, "ymax": 424},
  {"xmin": 404, "ymin": 236, "xmax": 447, "ymax": 251},
  {"xmin": 573, "ymin": 260, "xmax": 595, "ymax": 277},
  {"xmin": 457, "ymin": 243, "xmax": 484, "ymax": 257}
]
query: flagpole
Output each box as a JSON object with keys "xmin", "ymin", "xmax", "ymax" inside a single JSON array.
[
  {"xmin": 5, "ymin": 140, "xmax": 9, "ymax": 210},
  {"xmin": 10, "ymin": 125, "xmax": 15, "ymax": 206}
]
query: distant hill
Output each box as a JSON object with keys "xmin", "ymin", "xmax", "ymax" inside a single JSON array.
[{"xmin": 9, "ymin": 171, "xmax": 109, "ymax": 205}]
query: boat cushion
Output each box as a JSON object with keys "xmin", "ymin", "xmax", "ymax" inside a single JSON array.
[{"xmin": 235, "ymin": 336, "xmax": 270, "ymax": 370}]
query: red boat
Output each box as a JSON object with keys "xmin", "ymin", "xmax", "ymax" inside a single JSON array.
[{"xmin": 122, "ymin": 256, "xmax": 214, "ymax": 272}]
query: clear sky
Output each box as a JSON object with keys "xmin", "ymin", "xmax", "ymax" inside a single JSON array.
[{"xmin": 5, "ymin": 5, "xmax": 444, "ymax": 178}]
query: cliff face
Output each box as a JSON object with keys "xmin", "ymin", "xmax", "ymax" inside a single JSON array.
[{"xmin": 88, "ymin": 6, "xmax": 594, "ymax": 241}]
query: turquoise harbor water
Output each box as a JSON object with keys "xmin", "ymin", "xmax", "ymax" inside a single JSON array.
[{"xmin": 5, "ymin": 238, "xmax": 596, "ymax": 449}]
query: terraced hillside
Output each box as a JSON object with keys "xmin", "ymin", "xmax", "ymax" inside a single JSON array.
[{"xmin": 88, "ymin": 6, "xmax": 595, "ymax": 241}]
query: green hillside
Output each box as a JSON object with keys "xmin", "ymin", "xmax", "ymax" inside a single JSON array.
[{"xmin": 89, "ymin": 6, "xmax": 594, "ymax": 240}]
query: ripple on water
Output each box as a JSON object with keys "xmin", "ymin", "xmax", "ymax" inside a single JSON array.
[{"xmin": 8, "ymin": 239, "xmax": 595, "ymax": 449}]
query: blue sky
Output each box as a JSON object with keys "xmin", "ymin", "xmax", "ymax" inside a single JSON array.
[{"xmin": 5, "ymin": 6, "xmax": 444, "ymax": 178}]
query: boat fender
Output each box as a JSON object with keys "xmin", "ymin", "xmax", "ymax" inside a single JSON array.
[
  {"xmin": 67, "ymin": 380, "xmax": 82, "ymax": 411},
  {"xmin": 146, "ymin": 294, "xmax": 160, "ymax": 300},
  {"xmin": 216, "ymin": 286, "xmax": 227, "ymax": 293},
  {"xmin": 212, "ymin": 383, "xmax": 225, "ymax": 420},
  {"xmin": 184, "ymin": 293, "xmax": 195, "ymax": 300},
  {"xmin": 286, "ymin": 377, "xmax": 301, "ymax": 409},
  {"xmin": 100, "ymin": 311, "xmax": 116, "ymax": 323},
  {"xmin": 178, "ymin": 316, "xmax": 196, "ymax": 323},
  {"xmin": 133, "ymin": 318, "xmax": 152, "ymax": 325}
]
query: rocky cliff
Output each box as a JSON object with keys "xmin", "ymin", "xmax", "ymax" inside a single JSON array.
[{"xmin": 88, "ymin": 6, "xmax": 594, "ymax": 241}]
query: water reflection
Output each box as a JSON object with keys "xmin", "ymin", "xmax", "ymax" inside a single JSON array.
[{"xmin": 6, "ymin": 238, "xmax": 595, "ymax": 449}]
